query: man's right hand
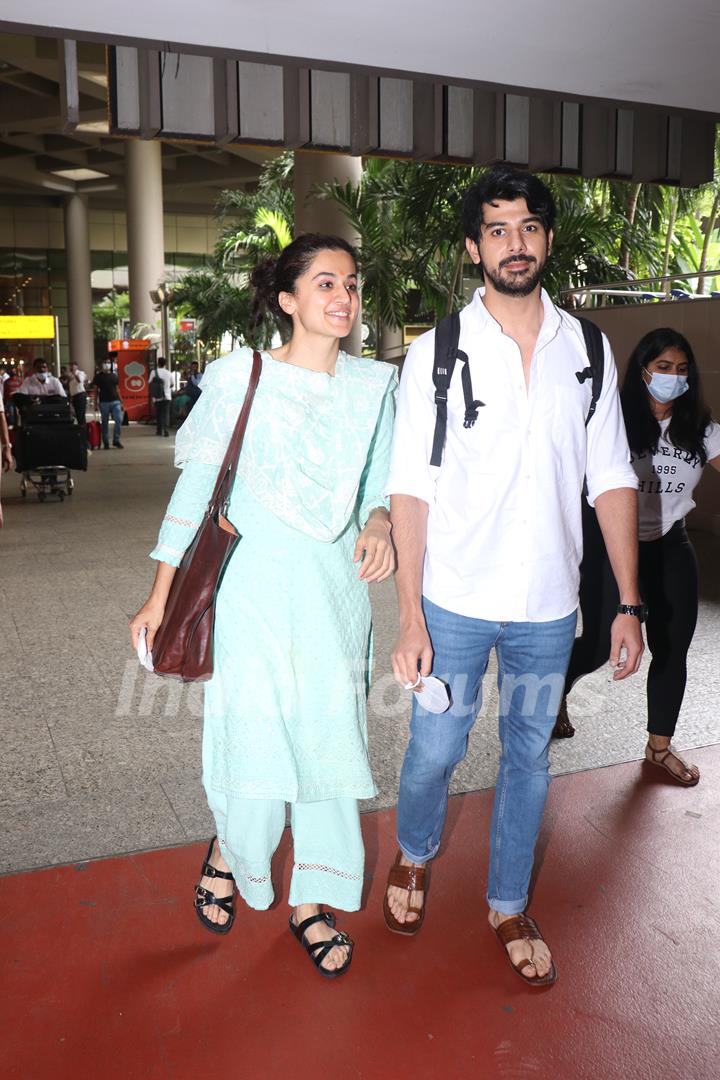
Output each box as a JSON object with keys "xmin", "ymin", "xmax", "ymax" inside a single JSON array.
[{"xmin": 391, "ymin": 619, "xmax": 434, "ymax": 686}]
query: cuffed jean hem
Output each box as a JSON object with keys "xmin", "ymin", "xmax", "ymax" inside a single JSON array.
[
  {"xmin": 487, "ymin": 894, "xmax": 528, "ymax": 916},
  {"xmin": 397, "ymin": 840, "xmax": 438, "ymax": 866}
]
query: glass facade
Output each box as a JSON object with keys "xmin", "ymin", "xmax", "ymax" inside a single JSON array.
[{"xmin": 0, "ymin": 246, "xmax": 209, "ymax": 370}]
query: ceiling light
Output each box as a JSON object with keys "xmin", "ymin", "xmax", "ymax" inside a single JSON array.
[
  {"xmin": 78, "ymin": 71, "xmax": 108, "ymax": 87},
  {"xmin": 51, "ymin": 168, "xmax": 109, "ymax": 181},
  {"xmin": 75, "ymin": 120, "xmax": 110, "ymax": 134}
]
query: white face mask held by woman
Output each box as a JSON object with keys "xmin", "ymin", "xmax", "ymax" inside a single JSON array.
[{"xmin": 644, "ymin": 369, "xmax": 689, "ymax": 404}]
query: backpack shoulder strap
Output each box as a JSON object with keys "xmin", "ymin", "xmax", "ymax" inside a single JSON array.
[
  {"xmin": 430, "ymin": 312, "xmax": 461, "ymax": 467},
  {"xmin": 573, "ymin": 315, "xmax": 604, "ymax": 425}
]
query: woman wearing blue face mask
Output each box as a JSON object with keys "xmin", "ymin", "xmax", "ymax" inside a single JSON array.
[{"xmin": 553, "ymin": 328, "xmax": 720, "ymax": 785}]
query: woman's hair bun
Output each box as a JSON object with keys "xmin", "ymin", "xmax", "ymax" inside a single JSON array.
[{"xmin": 250, "ymin": 257, "xmax": 278, "ymax": 296}]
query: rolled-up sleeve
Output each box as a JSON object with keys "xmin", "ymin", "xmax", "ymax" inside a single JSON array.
[
  {"xmin": 585, "ymin": 335, "xmax": 638, "ymax": 506},
  {"xmin": 384, "ymin": 335, "xmax": 438, "ymax": 506}
]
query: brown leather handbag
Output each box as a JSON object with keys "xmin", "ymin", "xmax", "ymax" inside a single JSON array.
[{"xmin": 151, "ymin": 351, "xmax": 262, "ymax": 682}]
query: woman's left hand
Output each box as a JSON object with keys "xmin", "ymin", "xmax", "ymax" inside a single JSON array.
[{"xmin": 354, "ymin": 512, "xmax": 395, "ymax": 583}]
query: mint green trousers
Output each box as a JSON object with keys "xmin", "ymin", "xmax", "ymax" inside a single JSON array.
[{"xmin": 205, "ymin": 787, "xmax": 365, "ymax": 912}]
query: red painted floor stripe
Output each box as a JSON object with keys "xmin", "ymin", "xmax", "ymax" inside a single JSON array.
[{"xmin": 3, "ymin": 747, "xmax": 719, "ymax": 1080}]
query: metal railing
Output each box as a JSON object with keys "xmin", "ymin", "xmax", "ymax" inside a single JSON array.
[{"xmin": 559, "ymin": 268, "xmax": 720, "ymax": 308}]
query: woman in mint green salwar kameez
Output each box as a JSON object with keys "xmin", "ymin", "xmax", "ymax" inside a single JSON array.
[{"xmin": 130, "ymin": 235, "xmax": 396, "ymax": 979}]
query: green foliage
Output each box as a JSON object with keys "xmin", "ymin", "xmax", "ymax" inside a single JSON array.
[
  {"xmin": 316, "ymin": 159, "xmax": 476, "ymax": 345},
  {"xmin": 173, "ymin": 152, "xmax": 295, "ymax": 348},
  {"xmin": 92, "ymin": 291, "xmax": 129, "ymax": 340},
  {"xmin": 170, "ymin": 132, "xmax": 720, "ymax": 348},
  {"xmin": 172, "ymin": 267, "xmax": 254, "ymax": 353}
]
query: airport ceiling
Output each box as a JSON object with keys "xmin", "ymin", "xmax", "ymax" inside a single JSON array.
[
  {"xmin": 3, "ymin": 0, "xmax": 720, "ymax": 116},
  {"xmin": 0, "ymin": 2, "xmax": 719, "ymax": 212},
  {"xmin": 0, "ymin": 34, "xmax": 272, "ymax": 212}
]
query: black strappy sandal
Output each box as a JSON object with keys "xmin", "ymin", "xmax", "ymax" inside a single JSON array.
[
  {"xmin": 194, "ymin": 836, "xmax": 236, "ymax": 935},
  {"xmin": 289, "ymin": 911, "xmax": 354, "ymax": 979}
]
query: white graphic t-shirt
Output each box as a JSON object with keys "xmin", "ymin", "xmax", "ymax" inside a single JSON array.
[{"xmin": 631, "ymin": 418, "xmax": 720, "ymax": 540}]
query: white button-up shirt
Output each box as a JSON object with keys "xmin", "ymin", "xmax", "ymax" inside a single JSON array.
[
  {"xmin": 386, "ymin": 288, "xmax": 637, "ymax": 622},
  {"xmin": 17, "ymin": 373, "xmax": 66, "ymax": 397},
  {"xmin": 68, "ymin": 369, "xmax": 87, "ymax": 396}
]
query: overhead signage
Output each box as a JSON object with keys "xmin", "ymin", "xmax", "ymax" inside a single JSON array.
[
  {"xmin": 0, "ymin": 315, "xmax": 55, "ymax": 339},
  {"xmin": 108, "ymin": 339, "xmax": 151, "ymax": 351}
]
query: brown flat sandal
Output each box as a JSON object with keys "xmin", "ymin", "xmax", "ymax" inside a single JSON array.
[
  {"xmin": 383, "ymin": 851, "xmax": 427, "ymax": 936},
  {"xmin": 645, "ymin": 743, "xmax": 700, "ymax": 787},
  {"xmin": 493, "ymin": 913, "xmax": 557, "ymax": 987},
  {"xmin": 551, "ymin": 697, "xmax": 574, "ymax": 739}
]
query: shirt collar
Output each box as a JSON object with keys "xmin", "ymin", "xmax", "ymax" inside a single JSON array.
[{"xmin": 466, "ymin": 286, "xmax": 561, "ymax": 347}]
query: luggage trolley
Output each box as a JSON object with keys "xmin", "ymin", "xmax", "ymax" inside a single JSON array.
[
  {"xmin": 15, "ymin": 400, "xmax": 87, "ymax": 502},
  {"xmin": 20, "ymin": 465, "xmax": 73, "ymax": 502}
]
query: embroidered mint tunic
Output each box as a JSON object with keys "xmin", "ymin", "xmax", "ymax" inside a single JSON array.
[{"xmin": 151, "ymin": 348, "xmax": 397, "ymax": 803}]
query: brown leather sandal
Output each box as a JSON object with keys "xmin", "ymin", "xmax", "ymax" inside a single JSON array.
[
  {"xmin": 382, "ymin": 851, "xmax": 427, "ymax": 936},
  {"xmin": 645, "ymin": 743, "xmax": 700, "ymax": 786},
  {"xmin": 493, "ymin": 913, "xmax": 557, "ymax": 986},
  {"xmin": 551, "ymin": 697, "xmax": 574, "ymax": 739}
]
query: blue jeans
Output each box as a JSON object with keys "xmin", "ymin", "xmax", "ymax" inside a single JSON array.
[
  {"xmin": 397, "ymin": 598, "xmax": 577, "ymax": 916},
  {"xmin": 100, "ymin": 400, "xmax": 123, "ymax": 446}
]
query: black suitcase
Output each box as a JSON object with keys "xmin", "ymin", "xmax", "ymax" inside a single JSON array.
[
  {"xmin": 25, "ymin": 400, "xmax": 74, "ymax": 423},
  {"xmin": 15, "ymin": 423, "xmax": 88, "ymax": 471}
]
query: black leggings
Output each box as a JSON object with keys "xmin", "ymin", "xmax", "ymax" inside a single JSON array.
[{"xmin": 565, "ymin": 506, "xmax": 698, "ymax": 737}]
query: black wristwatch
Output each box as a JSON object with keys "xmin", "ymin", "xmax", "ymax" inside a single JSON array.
[{"xmin": 617, "ymin": 603, "xmax": 647, "ymax": 622}]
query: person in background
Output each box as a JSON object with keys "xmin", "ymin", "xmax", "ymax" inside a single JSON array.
[
  {"xmin": 0, "ymin": 388, "xmax": 12, "ymax": 527},
  {"xmin": 149, "ymin": 357, "xmax": 173, "ymax": 436},
  {"xmin": 553, "ymin": 328, "xmax": 720, "ymax": 786},
  {"xmin": 91, "ymin": 362, "xmax": 124, "ymax": 449},
  {"xmin": 59, "ymin": 365, "xmax": 70, "ymax": 394},
  {"xmin": 67, "ymin": 361, "xmax": 89, "ymax": 424},
  {"xmin": 3, "ymin": 366, "xmax": 22, "ymax": 428},
  {"xmin": 14, "ymin": 358, "xmax": 66, "ymax": 405},
  {"xmin": 185, "ymin": 361, "xmax": 203, "ymax": 412}
]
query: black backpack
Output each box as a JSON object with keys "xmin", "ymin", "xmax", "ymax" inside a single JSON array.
[
  {"xmin": 149, "ymin": 373, "xmax": 165, "ymax": 401},
  {"xmin": 429, "ymin": 312, "xmax": 604, "ymax": 467}
]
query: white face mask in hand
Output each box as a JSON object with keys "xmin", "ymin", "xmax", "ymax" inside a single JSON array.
[
  {"xmin": 136, "ymin": 626, "xmax": 155, "ymax": 673},
  {"xmin": 404, "ymin": 674, "xmax": 451, "ymax": 713}
]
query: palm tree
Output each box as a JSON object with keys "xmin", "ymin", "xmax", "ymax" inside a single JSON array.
[
  {"xmin": 173, "ymin": 267, "xmax": 254, "ymax": 354},
  {"xmin": 174, "ymin": 153, "xmax": 295, "ymax": 349},
  {"xmin": 315, "ymin": 159, "xmax": 409, "ymax": 354},
  {"xmin": 695, "ymin": 131, "xmax": 720, "ymax": 294}
]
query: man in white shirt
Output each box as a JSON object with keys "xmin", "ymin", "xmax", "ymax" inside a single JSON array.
[
  {"xmin": 16, "ymin": 358, "xmax": 66, "ymax": 402},
  {"xmin": 67, "ymin": 361, "xmax": 88, "ymax": 424},
  {"xmin": 383, "ymin": 165, "xmax": 644, "ymax": 985},
  {"xmin": 150, "ymin": 356, "xmax": 173, "ymax": 437}
]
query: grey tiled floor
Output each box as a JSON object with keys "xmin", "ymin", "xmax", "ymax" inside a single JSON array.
[{"xmin": 1, "ymin": 424, "xmax": 718, "ymax": 875}]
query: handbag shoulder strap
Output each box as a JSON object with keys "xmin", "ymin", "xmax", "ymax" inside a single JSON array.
[{"xmin": 209, "ymin": 350, "xmax": 262, "ymax": 515}]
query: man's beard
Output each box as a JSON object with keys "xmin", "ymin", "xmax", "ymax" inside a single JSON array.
[{"xmin": 484, "ymin": 255, "xmax": 544, "ymax": 297}]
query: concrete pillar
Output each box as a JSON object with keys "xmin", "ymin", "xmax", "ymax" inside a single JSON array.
[
  {"xmin": 125, "ymin": 139, "xmax": 165, "ymax": 335},
  {"xmin": 379, "ymin": 323, "xmax": 404, "ymax": 364},
  {"xmin": 63, "ymin": 193, "xmax": 94, "ymax": 370},
  {"xmin": 293, "ymin": 151, "xmax": 363, "ymax": 356}
]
